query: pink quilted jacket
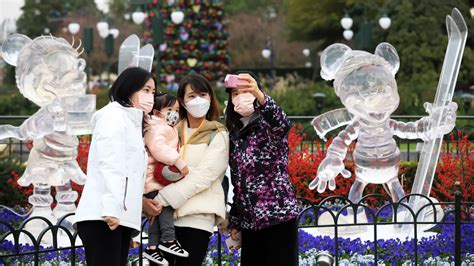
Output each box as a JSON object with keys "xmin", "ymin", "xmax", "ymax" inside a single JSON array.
[{"xmin": 143, "ymin": 115, "xmax": 186, "ymax": 194}]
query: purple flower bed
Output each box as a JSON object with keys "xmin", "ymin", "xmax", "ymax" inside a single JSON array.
[{"xmin": 1, "ymin": 208, "xmax": 473, "ymax": 265}]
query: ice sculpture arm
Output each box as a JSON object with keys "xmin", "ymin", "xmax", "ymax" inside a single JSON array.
[
  {"xmin": 309, "ymin": 121, "xmax": 359, "ymax": 193},
  {"xmin": 0, "ymin": 100, "xmax": 65, "ymax": 140},
  {"xmin": 311, "ymin": 108, "xmax": 354, "ymax": 141},
  {"xmin": 391, "ymin": 102, "xmax": 457, "ymax": 141}
]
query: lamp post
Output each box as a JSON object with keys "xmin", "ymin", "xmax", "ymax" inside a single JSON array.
[
  {"xmin": 340, "ymin": 8, "xmax": 391, "ymax": 50},
  {"xmin": 67, "ymin": 22, "xmax": 80, "ymax": 35},
  {"xmin": 313, "ymin": 92, "xmax": 326, "ymax": 115},
  {"xmin": 97, "ymin": 20, "xmax": 119, "ymax": 85},
  {"xmin": 106, "ymin": 28, "xmax": 120, "ymax": 83},
  {"xmin": 261, "ymin": 38, "xmax": 275, "ymax": 90},
  {"xmin": 303, "ymin": 48, "xmax": 312, "ymax": 79},
  {"xmin": 127, "ymin": 0, "xmax": 148, "ymax": 25},
  {"xmin": 261, "ymin": 6, "xmax": 277, "ymax": 90},
  {"xmin": 460, "ymin": 93, "xmax": 472, "ymax": 114},
  {"xmin": 132, "ymin": 8, "xmax": 146, "ymax": 25}
]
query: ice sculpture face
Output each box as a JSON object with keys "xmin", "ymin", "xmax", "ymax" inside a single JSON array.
[
  {"xmin": 338, "ymin": 63, "xmax": 399, "ymax": 123},
  {"xmin": 14, "ymin": 36, "xmax": 87, "ymax": 107}
]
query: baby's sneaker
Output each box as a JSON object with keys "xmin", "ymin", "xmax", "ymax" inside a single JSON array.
[
  {"xmin": 143, "ymin": 247, "xmax": 169, "ymax": 265},
  {"xmin": 159, "ymin": 240, "xmax": 189, "ymax": 257}
]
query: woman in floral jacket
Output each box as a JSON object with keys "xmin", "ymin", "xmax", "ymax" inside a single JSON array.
[{"xmin": 225, "ymin": 72, "xmax": 300, "ymax": 266}]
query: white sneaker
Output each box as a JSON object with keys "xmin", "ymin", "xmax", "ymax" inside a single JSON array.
[
  {"xmin": 143, "ymin": 248, "xmax": 169, "ymax": 265},
  {"xmin": 159, "ymin": 240, "xmax": 189, "ymax": 257}
]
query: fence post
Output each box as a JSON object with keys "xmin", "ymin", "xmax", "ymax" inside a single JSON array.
[
  {"xmin": 217, "ymin": 232, "xmax": 222, "ymax": 266},
  {"xmin": 454, "ymin": 181, "xmax": 462, "ymax": 266}
]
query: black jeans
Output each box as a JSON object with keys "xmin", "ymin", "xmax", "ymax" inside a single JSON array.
[
  {"xmin": 149, "ymin": 226, "xmax": 211, "ymax": 266},
  {"xmin": 77, "ymin": 220, "xmax": 132, "ymax": 266},
  {"xmin": 241, "ymin": 218, "xmax": 298, "ymax": 266}
]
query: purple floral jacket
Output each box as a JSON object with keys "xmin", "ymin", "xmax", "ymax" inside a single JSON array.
[{"xmin": 228, "ymin": 95, "xmax": 300, "ymax": 231}]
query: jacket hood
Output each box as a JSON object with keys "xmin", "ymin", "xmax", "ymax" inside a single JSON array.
[{"xmin": 177, "ymin": 119, "xmax": 227, "ymax": 145}]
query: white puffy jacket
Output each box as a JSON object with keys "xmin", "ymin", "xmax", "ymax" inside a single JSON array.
[{"xmin": 74, "ymin": 102, "xmax": 147, "ymax": 232}]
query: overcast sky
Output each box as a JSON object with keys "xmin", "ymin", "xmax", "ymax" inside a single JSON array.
[{"xmin": 0, "ymin": 0, "xmax": 109, "ymax": 22}]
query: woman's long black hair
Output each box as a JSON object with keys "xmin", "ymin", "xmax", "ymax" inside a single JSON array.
[
  {"xmin": 224, "ymin": 71, "xmax": 263, "ymax": 132},
  {"xmin": 109, "ymin": 67, "xmax": 155, "ymax": 107}
]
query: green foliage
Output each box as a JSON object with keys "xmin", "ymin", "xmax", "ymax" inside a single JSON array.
[
  {"xmin": 383, "ymin": 0, "xmax": 473, "ymax": 114},
  {"xmin": 287, "ymin": 0, "xmax": 350, "ymax": 45},
  {"xmin": 399, "ymin": 160, "xmax": 418, "ymax": 191},
  {"xmin": 223, "ymin": 0, "xmax": 281, "ymax": 14},
  {"xmin": 0, "ymin": 158, "xmax": 27, "ymax": 206},
  {"xmin": 0, "ymin": 92, "xmax": 38, "ymax": 116},
  {"xmin": 95, "ymin": 90, "xmax": 110, "ymax": 110},
  {"xmin": 287, "ymin": 0, "xmax": 474, "ymax": 115},
  {"xmin": 267, "ymin": 74, "xmax": 343, "ymax": 116},
  {"xmin": 16, "ymin": 0, "xmax": 97, "ymax": 37},
  {"xmin": 108, "ymin": 0, "xmax": 129, "ymax": 21}
]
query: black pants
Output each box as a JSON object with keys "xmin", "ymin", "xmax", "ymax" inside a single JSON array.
[
  {"xmin": 77, "ymin": 220, "xmax": 133, "ymax": 266},
  {"xmin": 241, "ymin": 219, "xmax": 298, "ymax": 266},
  {"xmin": 149, "ymin": 226, "xmax": 211, "ymax": 266}
]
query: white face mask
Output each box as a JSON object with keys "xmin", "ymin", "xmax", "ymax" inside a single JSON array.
[
  {"xmin": 164, "ymin": 111, "xmax": 180, "ymax": 127},
  {"xmin": 185, "ymin": 97, "xmax": 210, "ymax": 118}
]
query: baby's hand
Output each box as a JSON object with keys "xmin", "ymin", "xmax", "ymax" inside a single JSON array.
[{"xmin": 180, "ymin": 166, "xmax": 189, "ymax": 176}]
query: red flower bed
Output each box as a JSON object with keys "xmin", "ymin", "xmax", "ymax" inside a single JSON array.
[
  {"xmin": 5, "ymin": 128, "xmax": 472, "ymax": 207},
  {"xmin": 432, "ymin": 131, "xmax": 473, "ymax": 202},
  {"xmin": 288, "ymin": 124, "xmax": 473, "ymax": 203}
]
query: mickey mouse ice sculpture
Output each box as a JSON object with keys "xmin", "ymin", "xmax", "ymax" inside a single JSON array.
[
  {"xmin": 308, "ymin": 42, "xmax": 457, "ymax": 209},
  {"xmin": 0, "ymin": 34, "xmax": 95, "ymax": 228}
]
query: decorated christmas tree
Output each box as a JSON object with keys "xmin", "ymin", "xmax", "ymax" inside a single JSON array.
[{"xmin": 143, "ymin": 0, "xmax": 230, "ymax": 90}]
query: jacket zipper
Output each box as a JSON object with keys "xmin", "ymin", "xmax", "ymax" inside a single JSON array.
[{"xmin": 123, "ymin": 177, "xmax": 129, "ymax": 211}]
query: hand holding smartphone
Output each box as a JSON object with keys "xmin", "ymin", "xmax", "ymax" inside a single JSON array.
[{"xmin": 224, "ymin": 74, "xmax": 240, "ymax": 89}]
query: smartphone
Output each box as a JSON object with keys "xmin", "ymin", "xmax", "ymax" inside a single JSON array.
[
  {"xmin": 224, "ymin": 74, "xmax": 240, "ymax": 89},
  {"xmin": 225, "ymin": 232, "xmax": 241, "ymax": 250}
]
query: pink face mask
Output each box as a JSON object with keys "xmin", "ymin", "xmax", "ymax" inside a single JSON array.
[
  {"xmin": 134, "ymin": 91, "xmax": 154, "ymax": 113},
  {"xmin": 232, "ymin": 93, "xmax": 256, "ymax": 117}
]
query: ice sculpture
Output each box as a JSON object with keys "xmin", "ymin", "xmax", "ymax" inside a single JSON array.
[
  {"xmin": 308, "ymin": 41, "xmax": 459, "ymax": 220},
  {"xmin": 0, "ymin": 34, "xmax": 96, "ymax": 232}
]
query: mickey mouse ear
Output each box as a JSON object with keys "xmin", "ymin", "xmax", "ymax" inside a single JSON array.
[
  {"xmin": 118, "ymin": 34, "xmax": 140, "ymax": 75},
  {"xmin": 374, "ymin": 42, "xmax": 400, "ymax": 75},
  {"xmin": 320, "ymin": 43, "xmax": 352, "ymax": 81},
  {"xmin": 137, "ymin": 44, "xmax": 154, "ymax": 72},
  {"xmin": 1, "ymin": 34, "xmax": 32, "ymax": 66}
]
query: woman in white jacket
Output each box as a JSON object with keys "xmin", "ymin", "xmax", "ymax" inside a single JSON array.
[
  {"xmin": 150, "ymin": 73, "xmax": 229, "ymax": 266},
  {"xmin": 75, "ymin": 67, "xmax": 157, "ymax": 266}
]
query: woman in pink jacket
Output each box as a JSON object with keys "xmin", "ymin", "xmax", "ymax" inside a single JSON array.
[{"xmin": 143, "ymin": 93, "xmax": 190, "ymax": 265}]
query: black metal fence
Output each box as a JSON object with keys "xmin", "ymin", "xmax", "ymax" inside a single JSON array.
[
  {"xmin": 0, "ymin": 189, "xmax": 472, "ymax": 265},
  {"xmin": 297, "ymin": 188, "xmax": 473, "ymax": 266}
]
